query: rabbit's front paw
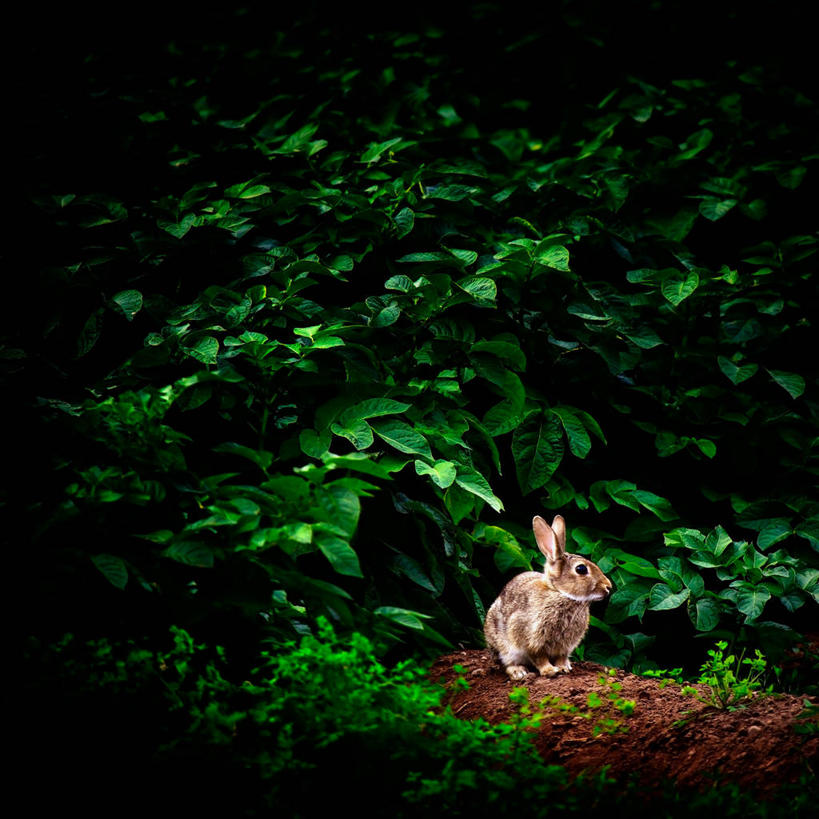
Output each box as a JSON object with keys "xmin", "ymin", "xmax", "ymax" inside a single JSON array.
[
  {"xmin": 554, "ymin": 658, "xmax": 572, "ymax": 673},
  {"xmin": 536, "ymin": 661, "xmax": 559, "ymax": 677},
  {"xmin": 506, "ymin": 665, "xmax": 530, "ymax": 681}
]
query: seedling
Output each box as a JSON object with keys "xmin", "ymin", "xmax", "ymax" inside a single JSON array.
[{"xmin": 682, "ymin": 641, "xmax": 777, "ymax": 711}]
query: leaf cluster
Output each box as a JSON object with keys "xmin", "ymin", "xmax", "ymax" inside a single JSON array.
[{"xmin": 4, "ymin": 4, "xmax": 818, "ymax": 683}]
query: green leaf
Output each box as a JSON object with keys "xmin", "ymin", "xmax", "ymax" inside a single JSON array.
[
  {"xmin": 776, "ymin": 165, "xmax": 807, "ymax": 189},
  {"xmin": 317, "ymin": 485, "xmax": 361, "ymax": 537},
  {"xmin": 766, "ymin": 368, "xmax": 805, "ymax": 399},
  {"xmin": 481, "ymin": 372, "xmax": 525, "ymax": 436},
  {"xmin": 717, "ymin": 356, "xmax": 758, "ymax": 385},
  {"xmin": 111, "ymin": 290, "xmax": 143, "ymax": 321},
  {"xmin": 756, "ymin": 519, "xmax": 792, "ymax": 550},
  {"xmin": 611, "ymin": 549, "xmax": 661, "ymax": 579},
  {"xmin": 470, "ymin": 340, "xmax": 527, "ymax": 371},
  {"xmin": 184, "ymin": 336, "xmax": 219, "ymax": 366},
  {"xmin": 455, "ymin": 468, "xmax": 504, "ymax": 512},
  {"xmin": 707, "ymin": 526, "xmax": 733, "ymax": 556},
  {"xmin": 457, "ymin": 276, "xmax": 497, "ymax": 302},
  {"xmin": 374, "ymin": 606, "xmax": 430, "ymax": 630},
  {"xmin": 330, "ymin": 418, "xmax": 374, "ymax": 450},
  {"xmin": 677, "ymin": 128, "xmax": 713, "ymax": 160},
  {"xmin": 371, "ymin": 419, "xmax": 432, "ymax": 459},
  {"xmin": 553, "ymin": 406, "xmax": 592, "ymax": 458},
  {"xmin": 309, "ymin": 336, "xmax": 345, "ymax": 349},
  {"xmin": 76, "ymin": 308, "xmax": 104, "ymax": 358},
  {"xmin": 446, "ymin": 248, "xmax": 479, "ymax": 267},
  {"xmin": 212, "ymin": 442, "xmax": 273, "ymax": 471},
  {"xmin": 648, "ymin": 584, "xmax": 690, "ymax": 611},
  {"xmin": 237, "ymin": 184, "xmax": 271, "ymax": 199},
  {"xmin": 339, "ymin": 398, "xmax": 411, "ymax": 425},
  {"xmin": 361, "ymin": 137, "xmax": 404, "ymax": 163},
  {"xmin": 735, "ymin": 585, "xmax": 771, "ymax": 620},
  {"xmin": 664, "ymin": 527, "xmax": 706, "ymax": 550},
  {"xmin": 661, "ymin": 270, "xmax": 699, "ymax": 305},
  {"xmin": 444, "ymin": 483, "xmax": 476, "ymax": 524},
  {"xmin": 415, "ymin": 459, "xmax": 457, "ymax": 489},
  {"xmin": 623, "ymin": 326, "xmax": 664, "ymax": 349},
  {"xmin": 478, "ymin": 524, "xmax": 531, "ymax": 572},
  {"xmin": 163, "ymin": 541, "xmax": 214, "ymax": 568},
  {"xmin": 426, "ymin": 184, "xmax": 477, "ymax": 201},
  {"xmin": 535, "ymin": 244, "xmax": 571, "ymax": 271},
  {"xmin": 91, "ymin": 554, "xmax": 128, "ymax": 589},
  {"xmin": 606, "ymin": 585, "xmax": 650, "ymax": 623},
  {"xmin": 693, "ymin": 597, "xmax": 721, "ymax": 631},
  {"xmin": 511, "ymin": 412, "xmax": 564, "ymax": 494},
  {"xmin": 384, "ymin": 274, "xmax": 413, "ymax": 292},
  {"xmin": 794, "ymin": 520, "xmax": 819, "ymax": 551},
  {"xmin": 158, "ymin": 212, "xmax": 199, "ymax": 238},
  {"xmin": 372, "ymin": 303, "xmax": 402, "ymax": 327},
  {"xmin": 394, "ymin": 208, "xmax": 415, "ymax": 238},
  {"xmin": 299, "ymin": 429, "xmax": 330, "ymax": 459},
  {"xmin": 699, "ymin": 197, "xmax": 737, "ymax": 221},
  {"xmin": 317, "ymin": 535, "xmax": 363, "ymax": 577},
  {"xmin": 391, "ymin": 554, "xmax": 438, "ymax": 593},
  {"xmin": 630, "ymin": 490, "xmax": 677, "ymax": 521}
]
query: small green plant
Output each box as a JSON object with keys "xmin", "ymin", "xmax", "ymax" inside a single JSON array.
[
  {"xmin": 589, "ymin": 671, "xmax": 636, "ymax": 735},
  {"xmin": 793, "ymin": 700, "xmax": 819, "ymax": 736},
  {"xmin": 682, "ymin": 641, "xmax": 777, "ymax": 710},
  {"xmin": 640, "ymin": 667, "xmax": 686, "ymax": 688},
  {"xmin": 522, "ymin": 671, "xmax": 635, "ymax": 737}
]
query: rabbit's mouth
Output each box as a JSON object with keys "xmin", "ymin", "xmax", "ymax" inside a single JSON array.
[{"xmin": 559, "ymin": 589, "xmax": 610, "ymax": 603}]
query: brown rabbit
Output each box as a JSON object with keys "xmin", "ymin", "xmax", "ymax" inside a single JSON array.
[{"xmin": 484, "ymin": 514, "xmax": 612, "ymax": 680}]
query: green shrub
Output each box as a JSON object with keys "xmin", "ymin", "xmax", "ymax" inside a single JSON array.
[{"xmin": 22, "ymin": 622, "xmax": 816, "ymax": 817}]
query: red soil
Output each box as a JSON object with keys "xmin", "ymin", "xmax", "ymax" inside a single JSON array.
[{"xmin": 429, "ymin": 649, "xmax": 818, "ymax": 797}]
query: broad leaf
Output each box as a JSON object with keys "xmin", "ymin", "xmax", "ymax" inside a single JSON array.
[
  {"xmin": 717, "ymin": 356, "xmax": 758, "ymax": 385},
  {"xmin": 111, "ymin": 290, "xmax": 143, "ymax": 321},
  {"xmin": 511, "ymin": 412, "xmax": 564, "ymax": 494},
  {"xmin": 648, "ymin": 583, "xmax": 690, "ymax": 610},
  {"xmin": 454, "ymin": 468, "xmax": 504, "ymax": 512},
  {"xmin": 372, "ymin": 419, "xmax": 433, "ymax": 459},
  {"xmin": 415, "ymin": 459, "xmax": 457, "ymax": 489},
  {"xmin": 317, "ymin": 535, "xmax": 363, "ymax": 578},
  {"xmin": 766, "ymin": 368, "xmax": 805, "ymax": 399},
  {"xmin": 91, "ymin": 554, "xmax": 128, "ymax": 589},
  {"xmin": 661, "ymin": 270, "xmax": 699, "ymax": 305}
]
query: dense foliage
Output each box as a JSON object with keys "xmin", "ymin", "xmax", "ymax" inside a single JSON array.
[
  {"xmin": 8, "ymin": 2, "xmax": 818, "ymax": 812},
  {"xmin": 22, "ymin": 621, "xmax": 815, "ymax": 817}
]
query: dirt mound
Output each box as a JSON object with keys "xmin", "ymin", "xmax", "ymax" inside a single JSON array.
[{"xmin": 429, "ymin": 650, "xmax": 818, "ymax": 796}]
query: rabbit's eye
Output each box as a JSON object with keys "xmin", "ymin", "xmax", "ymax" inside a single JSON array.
[{"xmin": 575, "ymin": 564, "xmax": 588, "ymax": 575}]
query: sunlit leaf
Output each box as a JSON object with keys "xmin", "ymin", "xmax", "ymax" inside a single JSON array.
[
  {"xmin": 414, "ymin": 459, "xmax": 457, "ymax": 488},
  {"xmin": 661, "ymin": 270, "xmax": 699, "ymax": 305}
]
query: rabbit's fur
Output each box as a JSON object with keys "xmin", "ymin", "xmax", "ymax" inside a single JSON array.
[{"xmin": 484, "ymin": 515, "xmax": 612, "ymax": 680}]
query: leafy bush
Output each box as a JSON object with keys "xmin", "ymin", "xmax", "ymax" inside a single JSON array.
[
  {"xmin": 6, "ymin": 0, "xmax": 818, "ymax": 710},
  {"xmin": 21, "ymin": 622, "xmax": 816, "ymax": 818}
]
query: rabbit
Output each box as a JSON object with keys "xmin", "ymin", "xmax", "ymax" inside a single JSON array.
[{"xmin": 484, "ymin": 514, "xmax": 612, "ymax": 681}]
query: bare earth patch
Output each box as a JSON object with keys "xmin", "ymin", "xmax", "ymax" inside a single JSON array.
[{"xmin": 429, "ymin": 649, "xmax": 818, "ymax": 797}]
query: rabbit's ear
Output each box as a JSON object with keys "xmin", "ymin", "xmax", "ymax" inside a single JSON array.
[
  {"xmin": 551, "ymin": 515, "xmax": 566, "ymax": 551},
  {"xmin": 533, "ymin": 515, "xmax": 561, "ymax": 563}
]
